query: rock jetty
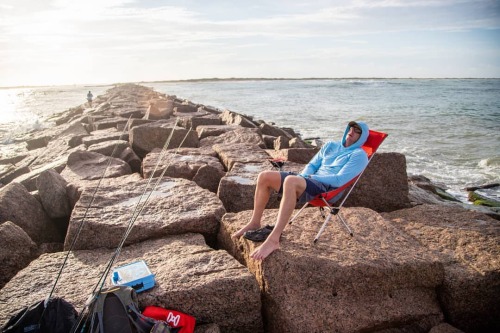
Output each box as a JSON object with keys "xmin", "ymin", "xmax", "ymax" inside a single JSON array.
[{"xmin": 0, "ymin": 83, "xmax": 498, "ymax": 333}]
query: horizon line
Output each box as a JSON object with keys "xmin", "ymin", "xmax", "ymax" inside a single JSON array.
[{"xmin": 2, "ymin": 77, "xmax": 499, "ymax": 89}]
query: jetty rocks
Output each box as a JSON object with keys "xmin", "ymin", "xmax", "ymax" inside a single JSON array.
[{"xmin": 0, "ymin": 83, "xmax": 498, "ymax": 333}]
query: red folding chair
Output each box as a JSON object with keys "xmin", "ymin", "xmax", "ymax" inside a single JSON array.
[{"xmin": 288, "ymin": 129, "xmax": 388, "ymax": 242}]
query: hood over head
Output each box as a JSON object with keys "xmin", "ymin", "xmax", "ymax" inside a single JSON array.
[{"xmin": 341, "ymin": 121, "xmax": 369, "ymax": 149}]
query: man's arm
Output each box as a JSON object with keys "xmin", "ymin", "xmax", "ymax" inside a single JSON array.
[
  {"xmin": 311, "ymin": 149, "xmax": 368, "ymax": 187},
  {"xmin": 299, "ymin": 142, "xmax": 331, "ymax": 176}
]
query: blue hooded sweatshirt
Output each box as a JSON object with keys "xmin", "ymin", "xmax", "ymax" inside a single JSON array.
[{"xmin": 299, "ymin": 121, "xmax": 369, "ymax": 188}]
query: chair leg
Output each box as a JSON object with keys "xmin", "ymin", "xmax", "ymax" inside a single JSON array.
[
  {"xmin": 314, "ymin": 211, "xmax": 354, "ymax": 243},
  {"xmin": 319, "ymin": 207, "xmax": 326, "ymax": 218},
  {"xmin": 288, "ymin": 202, "xmax": 310, "ymax": 225},
  {"xmin": 337, "ymin": 212, "xmax": 354, "ymax": 237},
  {"xmin": 313, "ymin": 213, "xmax": 333, "ymax": 243}
]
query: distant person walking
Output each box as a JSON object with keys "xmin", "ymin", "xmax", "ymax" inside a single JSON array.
[{"xmin": 87, "ymin": 91, "xmax": 93, "ymax": 107}]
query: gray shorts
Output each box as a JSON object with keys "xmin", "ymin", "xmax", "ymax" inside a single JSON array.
[{"xmin": 278, "ymin": 172, "xmax": 336, "ymax": 204}]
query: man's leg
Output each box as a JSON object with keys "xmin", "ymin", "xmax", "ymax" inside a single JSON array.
[
  {"xmin": 232, "ymin": 171, "xmax": 282, "ymax": 238},
  {"xmin": 250, "ymin": 175, "xmax": 306, "ymax": 260}
]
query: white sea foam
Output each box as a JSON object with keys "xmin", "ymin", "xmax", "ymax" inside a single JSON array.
[{"xmin": 479, "ymin": 157, "xmax": 500, "ymax": 168}]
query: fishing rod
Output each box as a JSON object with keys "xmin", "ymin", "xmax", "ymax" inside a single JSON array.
[
  {"xmin": 95, "ymin": 123, "xmax": 194, "ymax": 292},
  {"xmin": 37, "ymin": 116, "xmax": 134, "ymax": 330},
  {"xmin": 72, "ymin": 121, "xmax": 193, "ymax": 332},
  {"xmin": 42, "ymin": 115, "xmax": 133, "ymax": 305},
  {"xmin": 74, "ymin": 121, "xmax": 193, "ymax": 332},
  {"xmin": 114, "ymin": 124, "xmax": 193, "ymax": 260},
  {"xmin": 92, "ymin": 120, "xmax": 185, "ymax": 292}
]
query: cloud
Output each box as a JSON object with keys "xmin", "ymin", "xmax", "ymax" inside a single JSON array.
[
  {"xmin": 0, "ymin": 0, "xmax": 499, "ymax": 86},
  {"xmin": 3, "ymin": 1, "xmax": 498, "ymax": 44}
]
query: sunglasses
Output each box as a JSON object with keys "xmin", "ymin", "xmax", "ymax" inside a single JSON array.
[{"xmin": 351, "ymin": 127, "xmax": 362, "ymax": 134}]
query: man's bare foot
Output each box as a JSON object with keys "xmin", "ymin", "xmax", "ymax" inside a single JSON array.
[
  {"xmin": 231, "ymin": 221, "xmax": 261, "ymax": 239},
  {"xmin": 250, "ymin": 239, "xmax": 280, "ymax": 260}
]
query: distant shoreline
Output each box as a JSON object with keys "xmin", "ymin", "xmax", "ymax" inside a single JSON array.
[
  {"xmin": 143, "ymin": 77, "xmax": 500, "ymax": 83},
  {"xmin": 2, "ymin": 77, "xmax": 500, "ymax": 90}
]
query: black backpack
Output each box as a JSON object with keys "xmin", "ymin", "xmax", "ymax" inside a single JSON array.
[
  {"xmin": 1, "ymin": 297, "xmax": 78, "ymax": 333},
  {"xmin": 79, "ymin": 285, "xmax": 173, "ymax": 333}
]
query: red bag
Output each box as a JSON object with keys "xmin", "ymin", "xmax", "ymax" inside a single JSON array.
[{"xmin": 143, "ymin": 306, "xmax": 196, "ymax": 333}]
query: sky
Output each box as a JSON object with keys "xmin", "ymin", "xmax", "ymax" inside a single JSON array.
[{"xmin": 0, "ymin": 0, "xmax": 499, "ymax": 87}]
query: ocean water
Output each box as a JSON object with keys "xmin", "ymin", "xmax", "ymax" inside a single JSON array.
[
  {"xmin": 0, "ymin": 79, "xmax": 499, "ymax": 202},
  {"xmin": 0, "ymin": 85, "xmax": 111, "ymax": 138}
]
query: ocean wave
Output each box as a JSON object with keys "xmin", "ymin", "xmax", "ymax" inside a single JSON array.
[
  {"xmin": 346, "ymin": 79, "xmax": 388, "ymax": 86},
  {"xmin": 478, "ymin": 156, "xmax": 500, "ymax": 168},
  {"xmin": 477, "ymin": 157, "xmax": 500, "ymax": 182},
  {"xmin": 0, "ymin": 118, "xmax": 50, "ymax": 144}
]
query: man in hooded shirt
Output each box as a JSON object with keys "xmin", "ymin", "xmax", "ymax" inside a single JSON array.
[{"xmin": 232, "ymin": 121, "xmax": 370, "ymax": 260}]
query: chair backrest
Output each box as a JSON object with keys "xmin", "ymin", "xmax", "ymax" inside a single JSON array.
[
  {"xmin": 361, "ymin": 130, "xmax": 388, "ymax": 159},
  {"xmin": 311, "ymin": 129, "xmax": 388, "ymax": 205}
]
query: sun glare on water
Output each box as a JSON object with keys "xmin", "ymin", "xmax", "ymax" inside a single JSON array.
[
  {"xmin": 0, "ymin": 88, "xmax": 46, "ymax": 125},
  {"xmin": 0, "ymin": 88, "xmax": 26, "ymax": 124},
  {"xmin": 0, "ymin": 88, "xmax": 47, "ymax": 144}
]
